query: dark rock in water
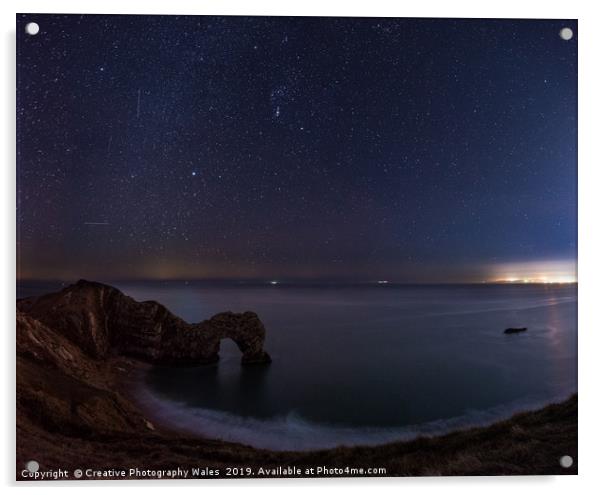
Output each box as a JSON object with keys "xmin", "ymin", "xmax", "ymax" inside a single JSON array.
[
  {"xmin": 17, "ymin": 279, "xmax": 271, "ymax": 365},
  {"xmin": 504, "ymin": 327, "xmax": 528, "ymax": 334}
]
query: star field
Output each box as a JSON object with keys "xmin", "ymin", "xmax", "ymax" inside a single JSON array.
[{"xmin": 16, "ymin": 15, "xmax": 577, "ymax": 282}]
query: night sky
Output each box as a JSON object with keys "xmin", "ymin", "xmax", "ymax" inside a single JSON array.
[{"xmin": 17, "ymin": 15, "xmax": 577, "ymax": 283}]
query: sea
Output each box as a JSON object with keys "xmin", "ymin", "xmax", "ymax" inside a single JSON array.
[{"xmin": 18, "ymin": 281, "xmax": 577, "ymax": 450}]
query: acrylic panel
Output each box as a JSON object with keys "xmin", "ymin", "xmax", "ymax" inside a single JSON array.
[{"xmin": 16, "ymin": 14, "xmax": 577, "ymax": 480}]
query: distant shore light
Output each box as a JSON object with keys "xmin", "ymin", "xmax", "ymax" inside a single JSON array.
[{"xmin": 488, "ymin": 259, "xmax": 576, "ymax": 285}]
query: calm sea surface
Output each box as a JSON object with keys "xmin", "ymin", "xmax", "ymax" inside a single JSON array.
[{"xmin": 18, "ymin": 281, "xmax": 577, "ymax": 450}]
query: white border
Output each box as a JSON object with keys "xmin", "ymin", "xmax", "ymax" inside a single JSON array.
[{"xmin": 3, "ymin": 1, "xmax": 602, "ymax": 494}]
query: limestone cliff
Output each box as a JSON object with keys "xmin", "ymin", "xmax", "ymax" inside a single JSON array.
[{"xmin": 17, "ymin": 280, "xmax": 271, "ymax": 365}]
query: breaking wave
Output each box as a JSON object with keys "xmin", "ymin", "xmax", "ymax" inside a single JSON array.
[{"xmin": 135, "ymin": 385, "xmax": 571, "ymax": 451}]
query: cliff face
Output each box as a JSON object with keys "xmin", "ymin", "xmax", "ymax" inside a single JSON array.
[
  {"xmin": 17, "ymin": 280, "xmax": 271, "ymax": 365},
  {"xmin": 17, "ymin": 310, "xmax": 151, "ymax": 436},
  {"xmin": 16, "ymin": 280, "xmax": 271, "ymax": 458}
]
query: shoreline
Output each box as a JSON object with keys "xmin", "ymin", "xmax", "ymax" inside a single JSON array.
[
  {"xmin": 132, "ymin": 358, "xmax": 576, "ymax": 452},
  {"xmin": 17, "ymin": 341, "xmax": 578, "ymax": 478},
  {"xmin": 19, "ymin": 350, "xmax": 579, "ymax": 477}
]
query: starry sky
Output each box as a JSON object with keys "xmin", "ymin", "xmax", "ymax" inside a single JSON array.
[{"xmin": 17, "ymin": 15, "xmax": 577, "ymax": 283}]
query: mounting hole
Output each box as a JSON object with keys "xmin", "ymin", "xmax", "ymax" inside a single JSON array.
[
  {"xmin": 559, "ymin": 455, "xmax": 573, "ymax": 468},
  {"xmin": 25, "ymin": 22, "xmax": 40, "ymax": 36},
  {"xmin": 559, "ymin": 27, "xmax": 573, "ymax": 41}
]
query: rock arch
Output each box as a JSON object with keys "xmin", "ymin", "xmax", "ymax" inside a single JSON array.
[{"xmin": 17, "ymin": 280, "xmax": 271, "ymax": 365}]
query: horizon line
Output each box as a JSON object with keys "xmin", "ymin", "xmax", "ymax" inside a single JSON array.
[{"xmin": 16, "ymin": 277, "xmax": 578, "ymax": 286}]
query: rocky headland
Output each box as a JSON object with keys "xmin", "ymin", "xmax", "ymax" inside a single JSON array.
[
  {"xmin": 17, "ymin": 279, "xmax": 271, "ymax": 365},
  {"xmin": 16, "ymin": 281, "xmax": 577, "ymax": 479}
]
